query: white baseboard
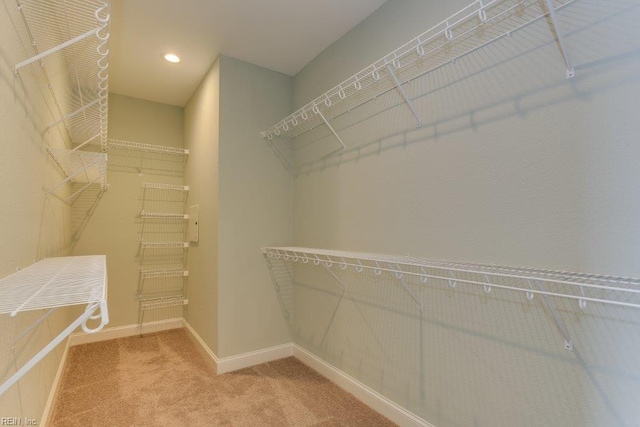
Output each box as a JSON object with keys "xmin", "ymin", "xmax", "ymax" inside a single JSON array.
[
  {"xmin": 183, "ymin": 320, "xmax": 219, "ymax": 372},
  {"xmin": 182, "ymin": 319, "xmax": 293, "ymax": 375},
  {"xmin": 68, "ymin": 318, "xmax": 184, "ymax": 346},
  {"xmin": 41, "ymin": 338, "xmax": 72, "ymax": 427},
  {"xmin": 293, "ymin": 345, "xmax": 433, "ymax": 427},
  {"xmin": 216, "ymin": 343, "xmax": 294, "ymax": 374}
]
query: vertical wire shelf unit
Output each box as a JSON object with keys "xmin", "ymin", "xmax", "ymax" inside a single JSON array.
[
  {"xmin": 260, "ymin": 0, "xmax": 577, "ymax": 167},
  {"xmin": 11, "ymin": 0, "xmax": 111, "ymax": 203},
  {"xmin": 0, "ymin": 255, "xmax": 108, "ymax": 396},
  {"xmin": 138, "ymin": 182, "xmax": 190, "ymax": 329},
  {"xmin": 263, "ymin": 247, "xmax": 640, "ymax": 352}
]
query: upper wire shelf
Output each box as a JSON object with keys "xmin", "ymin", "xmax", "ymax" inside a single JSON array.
[
  {"xmin": 109, "ymin": 139, "xmax": 189, "ymax": 156},
  {"xmin": 261, "ymin": 0, "xmax": 575, "ymax": 144},
  {"xmin": 13, "ymin": 0, "xmax": 110, "ymax": 151},
  {"xmin": 263, "ymin": 247, "xmax": 640, "ymax": 310}
]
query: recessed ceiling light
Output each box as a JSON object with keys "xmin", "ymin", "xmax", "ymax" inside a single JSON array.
[{"xmin": 163, "ymin": 53, "xmax": 181, "ymax": 63}]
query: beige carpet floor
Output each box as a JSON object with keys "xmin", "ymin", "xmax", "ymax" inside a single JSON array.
[{"xmin": 50, "ymin": 329, "xmax": 395, "ymax": 426}]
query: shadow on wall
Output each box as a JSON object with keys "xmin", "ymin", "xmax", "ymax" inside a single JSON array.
[
  {"xmin": 277, "ymin": 0, "xmax": 640, "ymax": 175},
  {"xmin": 265, "ymin": 255, "xmax": 640, "ymax": 426}
]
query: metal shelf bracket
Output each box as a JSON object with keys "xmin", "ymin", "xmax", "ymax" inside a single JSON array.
[
  {"xmin": 386, "ymin": 65, "xmax": 423, "ymax": 128},
  {"xmin": 314, "ymin": 104, "xmax": 347, "ymax": 151},
  {"xmin": 544, "ymin": 0, "xmax": 575, "ymax": 79}
]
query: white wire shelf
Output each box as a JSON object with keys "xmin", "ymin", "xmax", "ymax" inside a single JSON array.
[
  {"xmin": 0, "ymin": 255, "xmax": 109, "ymax": 396},
  {"xmin": 141, "ymin": 183, "xmax": 189, "ymax": 191},
  {"xmin": 0, "ymin": 255, "xmax": 107, "ymax": 315},
  {"xmin": 140, "ymin": 241, "xmax": 189, "ymax": 249},
  {"xmin": 261, "ymin": 0, "xmax": 575, "ymax": 146},
  {"xmin": 13, "ymin": 0, "xmax": 110, "ymax": 151},
  {"xmin": 109, "ymin": 139, "xmax": 189, "ymax": 156},
  {"xmin": 140, "ymin": 270, "xmax": 189, "ymax": 279},
  {"xmin": 263, "ymin": 247, "xmax": 640, "ymax": 310},
  {"xmin": 46, "ymin": 147, "xmax": 108, "ymax": 202},
  {"xmin": 139, "ymin": 295, "xmax": 188, "ymax": 311},
  {"xmin": 139, "ymin": 211, "xmax": 189, "ymax": 220}
]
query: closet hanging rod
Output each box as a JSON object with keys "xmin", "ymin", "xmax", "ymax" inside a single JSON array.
[
  {"xmin": 262, "ymin": 247, "xmax": 640, "ymax": 310},
  {"xmin": 261, "ymin": 0, "xmax": 577, "ymax": 141}
]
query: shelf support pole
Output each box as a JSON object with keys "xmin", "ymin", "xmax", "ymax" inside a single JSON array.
[
  {"xmin": 532, "ymin": 280, "xmax": 574, "ymax": 351},
  {"xmin": 544, "ymin": 0, "xmax": 575, "ymax": 79},
  {"xmin": 386, "ymin": 65, "xmax": 423, "ymax": 128},
  {"xmin": 315, "ymin": 106, "xmax": 346, "ymax": 151}
]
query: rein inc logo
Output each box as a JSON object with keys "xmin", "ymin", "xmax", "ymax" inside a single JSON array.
[{"xmin": 1, "ymin": 418, "xmax": 37, "ymax": 425}]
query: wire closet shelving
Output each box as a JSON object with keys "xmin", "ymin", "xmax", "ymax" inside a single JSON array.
[
  {"xmin": 137, "ymin": 182, "xmax": 190, "ymax": 330},
  {"xmin": 12, "ymin": 0, "xmax": 111, "ymax": 201},
  {"xmin": 263, "ymin": 247, "xmax": 640, "ymax": 351},
  {"xmin": 109, "ymin": 139, "xmax": 190, "ymax": 157},
  {"xmin": 0, "ymin": 255, "xmax": 108, "ymax": 396},
  {"xmin": 261, "ymin": 0, "xmax": 575, "ymax": 154}
]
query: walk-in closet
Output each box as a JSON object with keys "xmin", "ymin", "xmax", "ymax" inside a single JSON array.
[{"xmin": 1, "ymin": 0, "xmax": 640, "ymax": 425}]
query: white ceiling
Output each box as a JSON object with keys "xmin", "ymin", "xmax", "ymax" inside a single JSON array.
[{"xmin": 109, "ymin": 0, "xmax": 387, "ymax": 107}]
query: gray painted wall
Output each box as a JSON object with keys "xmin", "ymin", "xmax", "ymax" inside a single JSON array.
[
  {"xmin": 184, "ymin": 58, "xmax": 221, "ymax": 354},
  {"xmin": 217, "ymin": 56, "xmax": 293, "ymax": 357},
  {"xmin": 288, "ymin": 0, "xmax": 640, "ymax": 425}
]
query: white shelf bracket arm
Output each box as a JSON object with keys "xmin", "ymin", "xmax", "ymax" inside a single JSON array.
[
  {"xmin": 386, "ymin": 65, "xmax": 423, "ymax": 128},
  {"xmin": 322, "ymin": 263, "xmax": 348, "ymax": 292},
  {"xmin": 14, "ymin": 27, "xmax": 99, "ymax": 73},
  {"xmin": 388, "ymin": 263, "xmax": 424, "ymax": 311},
  {"xmin": 314, "ymin": 104, "xmax": 346, "ymax": 151},
  {"xmin": 532, "ymin": 280, "xmax": 574, "ymax": 352},
  {"xmin": 0, "ymin": 303, "xmax": 103, "ymax": 396},
  {"xmin": 544, "ymin": 0, "xmax": 575, "ymax": 79}
]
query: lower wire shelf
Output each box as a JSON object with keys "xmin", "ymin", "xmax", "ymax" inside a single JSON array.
[
  {"xmin": 0, "ymin": 255, "xmax": 109, "ymax": 396},
  {"xmin": 139, "ymin": 295, "xmax": 188, "ymax": 311}
]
